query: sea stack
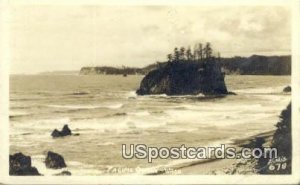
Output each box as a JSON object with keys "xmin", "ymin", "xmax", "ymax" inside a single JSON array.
[
  {"xmin": 137, "ymin": 59, "xmax": 228, "ymax": 96},
  {"xmin": 136, "ymin": 43, "xmax": 229, "ymax": 96}
]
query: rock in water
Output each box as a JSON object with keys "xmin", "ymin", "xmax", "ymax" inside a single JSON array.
[
  {"xmin": 51, "ymin": 124, "xmax": 72, "ymax": 138},
  {"xmin": 55, "ymin": 170, "xmax": 72, "ymax": 176},
  {"xmin": 9, "ymin": 153, "xmax": 41, "ymax": 176},
  {"xmin": 51, "ymin": 129, "xmax": 61, "ymax": 137},
  {"xmin": 283, "ymin": 86, "xmax": 291, "ymax": 92},
  {"xmin": 61, "ymin": 125, "xmax": 72, "ymax": 136},
  {"xmin": 45, "ymin": 151, "xmax": 67, "ymax": 169},
  {"xmin": 136, "ymin": 60, "xmax": 228, "ymax": 96}
]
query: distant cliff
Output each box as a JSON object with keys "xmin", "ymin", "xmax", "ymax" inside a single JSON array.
[
  {"xmin": 220, "ymin": 55, "xmax": 291, "ymax": 75},
  {"xmin": 136, "ymin": 59, "xmax": 228, "ymax": 96},
  {"xmin": 79, "ymin": 55, "xmax": 291, "ymax": 76},
  {"xmin": 80, "ymin": 66, "xmax": 145, "ymax": 75}
]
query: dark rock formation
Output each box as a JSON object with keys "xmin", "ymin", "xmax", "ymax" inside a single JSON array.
[
  {"xmin": 268, "ymin": 102, "xmax": 291, "ymax": 174},
  {"xmin": 61, "ymin": 124, "xmax": 71, "ymax": 135},
  {"xmin": 136, "ymin": 60, "xmax": 228, "ymax": 96},
  {"xmin": 51, "ymin": 129, "xmax": 61, "ymax": 137},
  {"xmin": 45, "ymin": 151, "xmax": 67, "ymax": 169},
  {"xmin": 283, "ymin": 86, "xmax": 291, "ymax": 92},
  {"xmin": 55, "ymin": 170, "xmax": 72, "ymax": 176},
  {"xmin": 51, "ymin": 124, "xmax": 72, "ymax": 138},
  {"xmin": 256, "ymin": 103, "xmax": 292, "ymax": 174},
  {"xmin": 9, "ymin": 153, "xmax": 41, "ymax": 176},
  {"xmin": 272, "ymin": 102, "xmax": 291, "ymax": 159}
]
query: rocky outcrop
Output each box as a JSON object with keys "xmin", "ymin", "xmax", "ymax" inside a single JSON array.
[
  {"xmin": 136, "ymin": 60, "xmax": 228, "ymax": 96},
  {"xmin": 267, "ymin": 102, "xmax": 291, "ymax": 174},
  {"xmin": 51, "ymin": 124, "xmax": 72, "ymax": 138},
  {"xmin": 9, "ymin": 153, "xmax": 41, "ymax": 176},
  {"xmin": 45, "ymin": 151, "xmax": 67, "ymax": 169},
  {"xmin": 55, "ymin": 170, "xmax": 72, "ymax": 176},
  {"xmin": 249, "ymin": 103, "xmax": 292, "ymax": 174},
  {"xmin": 283, "ymin": 86, "xmax": 291, "ymax": 92}
]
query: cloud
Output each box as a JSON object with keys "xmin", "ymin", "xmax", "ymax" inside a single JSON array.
[{"xmin": 10, "ymin": 5, "xmax": 291, "ymax": 74}]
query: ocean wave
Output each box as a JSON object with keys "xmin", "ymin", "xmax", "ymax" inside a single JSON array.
[
  {"xmin": 97, "ymin": 142, "xmax": 115, "ymax": 146},
  {"xmin": 47, "ymin": 103, "xmax": 123, "ymax": 110},
  {"xmin": 164, "ymin": 102, "xmax": 283, "ymax": 127},
  {"xmin": 234, "ymin": 85, "xmax": 287, "ymax": 95},
  {"xmin": 31, "ymin": 154, "xmax": 104, "ymax": 176},
  {"xmin": 127, "ymin": 111, "xmax": 151, "ymax": 116},
  {"xmin": 11, "ymin": 116, "xmax": 167, "ymax": 135},
  {"xmin": 127, "ymin": 91, "xmax": 204, "ymax": 100},
  {"xmin": 9, "ymin": 110, "xmax": 32, "ymax": 118},
  {"xmin": 67, "ymin": 91, "xmax": 90, "ymax": 96},
  {"xmin": 31, "ymin": 155, "xmax": 68, "ymax": 176},
  {"xmin": 127, "ymin": 91, "xmax": 138, "ymax": 99},
  {"xmin": 69, "ymin": 117, "xmax": 167, "ymax": 134},
  {"xmin": 162, "ymin": 127, "xmax": 198, "ymax": 133}
]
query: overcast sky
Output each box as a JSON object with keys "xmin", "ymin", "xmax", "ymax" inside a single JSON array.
[{"xmin": 10, "ymin": 5, "xmax": 291, "ymax": 74}]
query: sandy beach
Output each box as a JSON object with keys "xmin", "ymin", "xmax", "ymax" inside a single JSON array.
[{"xmin": 156, "ymin": 130, "xmax": 276, "ymax": 175}]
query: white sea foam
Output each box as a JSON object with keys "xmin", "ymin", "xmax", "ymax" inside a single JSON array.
[
  {"xmin": 31, "ymin": 155, "xmax": 102, "ymax": 176},
  {"xmin": 127, "ymin": 91, "xmax": 138, "ymax": 99},
  {"xmin": 96, "ymin": 142, "xmax": 115, "ymax": 146},
  {"xmin": 31, "ymin": 155, "xmax": 67, "ymax": 176},
  {"xmin": 234, "ymin": 85, "xmax": 287, "ymax": 94},
  {"xmin": 164, "ymin": 127, "xmax": 198, "ymax": 133},
  {"xmin": 127, "ymin": 111, "xmax": 151, "ymax": 116},
  {"xmin": 138, "ymin": 93, "xmax": 205, "ymax": 99},
  {"xmin": 9, "ymin": 110, "xmax": 31, "ymax": 117},
  {"xmin": 47, "ymin": 103, "xmax": 123, "ymax": 110}
]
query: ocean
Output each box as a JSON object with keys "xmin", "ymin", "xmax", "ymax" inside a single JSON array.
[{"xmin": 9, "ymin": 75, "xmax": 291, "ymax": 175}]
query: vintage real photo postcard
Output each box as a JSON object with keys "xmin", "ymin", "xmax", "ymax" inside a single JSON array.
[{"xmin": 0, "ymin": 0, "xmax": 300, "ymax": 184}]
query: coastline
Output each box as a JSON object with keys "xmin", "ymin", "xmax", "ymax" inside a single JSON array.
[{"xmin": 152, "ymin": 130, "xmax": 276, "ymax": 175}]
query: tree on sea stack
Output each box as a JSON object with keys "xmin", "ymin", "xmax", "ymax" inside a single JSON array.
[
  {"xmin": 167, "ymin": 54, "xmax": 173, "ymax": 62},
  {"xmin": 186, "ymin": 46, "xmax": 192, "ymax": 61},
  {"xmin": 136, "ymin": 42, "xmax": 229, "ymax": 96},
  {"xmin": 179, "ymin": 47, "xmax": 186, "ymax": 60},
  {"xmin": 204, "ymin": 42, "xmax": 213, "ymax": 59},
  {"xmin": 174, "ymin": 47, "xmax": 180, "ymax": 62}
]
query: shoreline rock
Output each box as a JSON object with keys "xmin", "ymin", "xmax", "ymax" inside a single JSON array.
[
  {"xmin": 9, "ymin": 153, "xmax": 41, "ymax": 176},
  {"xmin": 54, "ymin": 170, "xmax": 72, "ymax": 176},
  {"xmin": 45, "ymin": 151, "xmax": 67, "ymax": 169},
  {"xmin": 283, "ymin": 85, "xmax": 291, "ymax": 93}
]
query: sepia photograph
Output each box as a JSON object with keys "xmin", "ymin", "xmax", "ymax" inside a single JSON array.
[{"xmin": 1, "ymin": 0, "xmax": 300, "ymax": 184}]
